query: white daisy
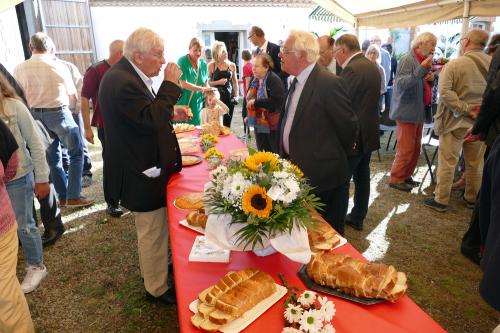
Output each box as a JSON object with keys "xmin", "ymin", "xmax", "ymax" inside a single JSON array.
[
  {"xmin": 299, "ymin": 309, "xmax": 323, "ymax": 333},
  {"xmin": 320, "ymin": 323, "xmax": 336, "ymax": 333},
  {"xmin": 318, "ymin": 296, "xmax": 336, "ymax": 322},
  {"xmin": 284, "ymin": 303, "xmax": 303, "ymax": 323},
  {"xmin": 298, "ymin": 290, "xmax": 317, "ymax": 306}
]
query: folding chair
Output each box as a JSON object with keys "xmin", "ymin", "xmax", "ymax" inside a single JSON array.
[{"xmin": 421, "ymin": 130, "xmax": 439, "ymax": 184}]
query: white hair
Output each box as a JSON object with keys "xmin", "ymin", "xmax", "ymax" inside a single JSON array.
[
  {"xmin": 411, "ymin": 32, "xmax": 437, "ymax": 49},
  {"xmin": 124, "ymin": 27, "xmax": 163, "ymax": 60},
  {"xmin": 289, "ymin": 30, "xmax": 320, "ymax": 63}
]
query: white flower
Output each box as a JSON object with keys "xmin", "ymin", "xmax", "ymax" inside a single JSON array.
[
  {"xmin": 318, "ymin": 296, "xmax": 336, "ymax": 322},
  {"xmin": 299, "ymin": 309, "xmax": 323, "ymax": 333},
  {"xmin": 209, "ymin": 165, "xmax": 227, "ymax": 180},
  {"xmin": 320, "ymin": 323, "xmax": 336, "ymax": 333},
  {"xmin": 284, "ymin": 303, "xmax": 303, "ymax": 323},
  {"xmin": 298, "ymin": 290, "xmax": 317, "ymax": 306},
  {"xmin": 282, "ymin": 327, "xmax": 302, "ymax": 333}
]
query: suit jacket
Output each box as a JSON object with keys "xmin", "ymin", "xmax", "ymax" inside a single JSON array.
[
  {"xmin": 279, "ymin": 64, "xmax": 358, "ymax": 192},
  {"xmin": 266, "ymin": 42, "xmax": 289, "ymax": 88},
  {"xmin": 340, "ymin": 53, "xmax": 381, "ymax": 153},
  {"xmin": 99, "ymin": 57, "xmax": 182, "ymax": 212}
]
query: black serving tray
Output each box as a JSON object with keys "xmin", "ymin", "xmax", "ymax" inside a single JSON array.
[{"xmin": 297, "ymin": 265, "xmax": 385, "ymax": 305}]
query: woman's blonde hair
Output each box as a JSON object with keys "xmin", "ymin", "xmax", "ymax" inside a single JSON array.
[
  {"xmin": 211, "ymin": 41, "xmax": 227, "ymax": 63},
  {"xmin": 0, "ymin": 73, "xmax": 20, "ymax": 123}
]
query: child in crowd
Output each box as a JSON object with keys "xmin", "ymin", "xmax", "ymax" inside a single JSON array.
[{"xmin": 201, "ymin": 89, "xmax": 229, "ymax": 125}]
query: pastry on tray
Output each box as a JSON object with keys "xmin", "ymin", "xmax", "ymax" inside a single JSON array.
[
  {"xmin": 182, "ymin": 155, "xmax": 202, "ymax": 166},
  {"xmin": 191, "ymin": 268, "xmax": 277, "ymax": 332},
  {"xmin": 175, "ymin": 192, "xmax": 204, "ymax": 210},
  {"xmin": 179, "ymin": 141, "xmax": 198, "ymax": 154},
  {"xmin": 186, "ymin": 209, "xmax": 208, "ymax": 228},
  {"xmin": 306, "ymin": 253, "xmax": 407, "ymax": 302},
  {"xmin": 308, "ymin": 221, "xmax": 341, "ymax": 251},
  {"xmin": 174, "ymin": 123, "xmax": 196, "ymax": 133}
]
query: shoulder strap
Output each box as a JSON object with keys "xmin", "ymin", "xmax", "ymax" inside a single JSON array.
[
  {"xmin": 464, "ymin": 54, "xmax": 488, "ymax": 81},
  {"xmin": 187, "ymin": 67, "xmax": 200, "ymax": 106}
]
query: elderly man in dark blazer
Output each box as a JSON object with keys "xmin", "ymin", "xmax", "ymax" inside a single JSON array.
[
  {"xmin": 279, "ymin": 30, "xmax": 358, "ymax": 235},
  {"xmin": 334, "ymin": 34, "xmax": 381, "ymax": 231},
  {"xmin": 99, "ymin": 27, "xmax": 189, "ymax": 305}
]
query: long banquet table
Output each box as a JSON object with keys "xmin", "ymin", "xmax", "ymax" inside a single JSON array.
[{"xmin": 167, "ymin": 132, "xmax": 446, "ymax": 333}]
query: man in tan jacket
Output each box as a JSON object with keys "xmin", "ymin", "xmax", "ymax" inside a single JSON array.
[{"xmin": 424, "ymin": 28, "xmax": 491, "ymax": 212}]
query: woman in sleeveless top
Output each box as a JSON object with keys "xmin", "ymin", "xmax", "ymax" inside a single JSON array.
[{"xmin": 208, "ymin": 41, "xmax": 239, "ymax": 127}]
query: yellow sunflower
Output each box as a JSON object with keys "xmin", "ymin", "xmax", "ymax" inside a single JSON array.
[
  {"xmin": 289, "ymin": 162, "xmax": 304, "ymax": 178},
  {"xmin": 244, "ymin": 152, "xmax": 278, "ymax": 172},
  {"xmin": 242, "ymin": 185, "xmax": 273, "ymax": 218}
]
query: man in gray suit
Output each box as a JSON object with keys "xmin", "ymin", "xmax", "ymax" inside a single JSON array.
[
  {"xmin": 279, "ymin": 30, "xmax": 358, "ymax": 235},
  {"xmin": 334, "ymin": 34, "xmax": 381, "ymax": 231}
]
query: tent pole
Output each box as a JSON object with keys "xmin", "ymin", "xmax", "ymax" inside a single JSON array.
[
  {"xmin": 355, "ymin": 19, "xmax": 359, "ymax": 37},
  {"xmin": 460, "ymin": 0, "xmax": 471, "ymax": 37}
]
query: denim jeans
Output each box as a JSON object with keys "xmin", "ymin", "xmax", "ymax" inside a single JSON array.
[
  {"xmin": 61, "ymin": 113, "xmax": 92, "ymax": 177},
  {"xmin": 32, "ymin": 107, "xmax": 83, "ymax": 199},
  {"xmin": 6, "ymin": 172, "xmax": 43, "ymax": 266},
  {"xmin": 348, "ymin": 151, "xmax": 373, "ymax": 222}
]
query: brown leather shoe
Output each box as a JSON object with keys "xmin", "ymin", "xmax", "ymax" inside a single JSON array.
[{"xmin": 65, "ymin": 197, "xmax": 94, "ymax": 208}]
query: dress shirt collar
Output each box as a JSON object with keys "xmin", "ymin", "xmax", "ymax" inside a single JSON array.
[
  {"xmin": 296, "ymin": 62, "xmax": 316, "ymax": 85},
  {"xmin": 127, "ymin": 58, "xmax": 154, "ymax": 90},
  {"xmin": 259, "ymin": 40, "xmax": 268, "ymax": 54},
  {"xmin": 342, "ymin": 51, "xmax": 363, "ymax": 68}
]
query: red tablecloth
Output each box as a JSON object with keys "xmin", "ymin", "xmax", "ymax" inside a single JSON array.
[{"xmin": 167, "ymin": 132, "xmax": 446, "ymax": 333}]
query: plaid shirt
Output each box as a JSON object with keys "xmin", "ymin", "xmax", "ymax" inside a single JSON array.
[{"xmin": 13, "ymin": 53, "xmax": 76, "ymax": 108}]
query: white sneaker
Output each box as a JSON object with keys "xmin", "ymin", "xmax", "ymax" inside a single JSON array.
[{"xmin": 21, "ymin": 265, "xmax": 48, "ymax": 293}]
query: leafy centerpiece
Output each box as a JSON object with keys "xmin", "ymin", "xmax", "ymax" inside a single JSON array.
[
  {"xmin": 204, "ymin": 147, "xmax": 224, "ymax": 169},
  {"xmin": 200, "ymin": 133, "xmax": 218, "ymax": 152},
  {"xmin": 203, "ymin": 150, "xmax": 322, "ymax": 261}
]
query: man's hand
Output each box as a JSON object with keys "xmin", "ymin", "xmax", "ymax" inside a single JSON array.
[
  {"xmin": 469, "ymin": 105, "xmax": 481, "ymax": 119},
  {"xmin": 464, "ymin": 128, "xmax": 480, "ymax": 143},
  {"xmin": 164, "ymin": 62, "xmax": 182, "ymax": 84},
  {"xmin": 35, "ymin": 182, "xmax": 50, "ymax": 199},
  {"xmin": 421, "ymin": 54, "xmax": 433, "ymax": 70},
  {"xmin": 424, "ymin": 72, "xmax": 435, "ymax": 82},
  {"xmin": 85, "ymin": 126, "xmax": 94, "ymax": 144},
  {"xmin": 173, "ymin": 105, "xmax": 191, "ymax": 122}
]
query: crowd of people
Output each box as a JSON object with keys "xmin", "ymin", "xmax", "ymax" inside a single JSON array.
[{"xmin": 0, "ymin": 24, "xmax": 499, "ymax": 332}]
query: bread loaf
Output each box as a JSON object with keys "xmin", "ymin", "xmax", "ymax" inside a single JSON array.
[
  {"xmin": 308, "ymin": 221, "xmax": 341, "ymax": 251},
  {"xmin": 191, "ymin": 268, "xmax": 277, "ymax": 332},
  {"xmin": 306, "ymin": 253, "xmax": 407, "ymax": 301},
  {"xmin": 187, "ymin": 209, "xmax": 208, "ymax": 228}
]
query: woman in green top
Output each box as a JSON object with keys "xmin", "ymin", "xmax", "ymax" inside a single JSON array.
[{"xmin": 177, "ymin": 38, "xmax": 211, "ymax": 125}]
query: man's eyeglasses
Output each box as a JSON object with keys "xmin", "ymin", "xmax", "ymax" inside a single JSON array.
[
  {"xmin": 280, "ymin": 46, "xmax": 297, "ymax": 55},
  {"xmin": 248, "ymin": 34, "xmax": 255, "ymax": 39}
]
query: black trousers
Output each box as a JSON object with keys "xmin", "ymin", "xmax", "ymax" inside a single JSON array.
[
  {"xmin": 316, "ymin": 182, "xmax": 350, "ymax": 235},
  {"xmin": 222, "ymin": 102, "xmax": 235, "ymax": 128},
  {"xmin": 348, "ymin": 151, "xmax": 372, "ymax": 223},
  {"xmin": 255, "ymin": 131, "xmax": 278, "ymax": 154},
  {"xmin": 98, "ymin": 127, "xmax": 118, "ymax": 207},
  {"xmin": 34, "ymin": 182, "xmax": 63, "ymax": 231}
]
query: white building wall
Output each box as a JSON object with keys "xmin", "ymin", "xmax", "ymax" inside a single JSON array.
[{"xmin": 0, "ymin": 6, "xmax": 25, "ymax": 73}]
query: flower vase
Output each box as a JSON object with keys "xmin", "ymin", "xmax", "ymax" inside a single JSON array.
[
  {"xmin": 200, "ymin": 142, "xmax": 214, "ymax": 153},
  {"xmin": 253, "ymin": 245, "xmax": 277, "ymax": 256}
]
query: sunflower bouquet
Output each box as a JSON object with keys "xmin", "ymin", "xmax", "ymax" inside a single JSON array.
[
  {"xmin": 204, "ymin": 151, "xmax": 322, "ymax": 251},
  {"xmin": 200, "ymin": 133, "xmax": 218, "ymax": 152}
]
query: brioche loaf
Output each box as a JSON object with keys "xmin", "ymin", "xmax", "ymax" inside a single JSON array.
[
  {"xmin": 191, "ymin": 268, "xmax": 277, "ymax": 332},
  {"xmin": 308, "ymin": 221, "xmax": 341, "ymax": 251},
  {"xmin": 306, "ymin": 253, "xmax": 407, "ymax": 301},
  {"xmin": 187, "ymin": 210, "xmax": 208, "ymax": 228}
]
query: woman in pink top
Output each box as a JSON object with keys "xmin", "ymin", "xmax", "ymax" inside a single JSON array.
[
  {"xmin": 0, "ymin": 119, "xmax": 35, "ymax": 333},
  {"xmin": 241, "ymin": 49, "xmax": 253, "ymax": 137}
]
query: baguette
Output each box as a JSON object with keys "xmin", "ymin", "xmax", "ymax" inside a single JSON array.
[{"xmin": 306, "ymin": 253, "xmax": 407, "ymax": 302}]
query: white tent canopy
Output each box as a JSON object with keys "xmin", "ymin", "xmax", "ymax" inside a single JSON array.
[{"xmin": 312, "ymin": 0, "xmax": 500, "ymax": 29}]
